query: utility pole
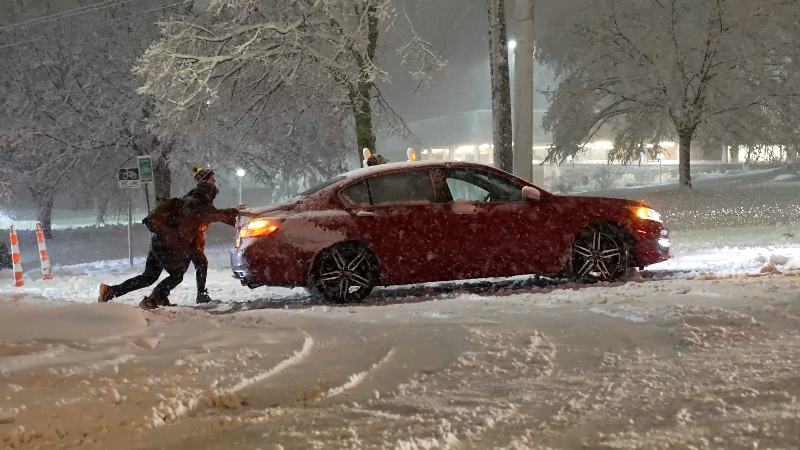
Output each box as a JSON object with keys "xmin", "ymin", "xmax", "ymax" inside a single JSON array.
[
  {"xmin": 488, "ymin": 0, "xmax": 514, "ymax": 174},
  {"xmin": 512, "ymin": 1, "xmax": 534, "ymax": 182}
]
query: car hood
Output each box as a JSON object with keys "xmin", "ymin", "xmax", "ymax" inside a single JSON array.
[
  {"xmin": 244, "ymin": 200, "xmax": 304, "ymax": 216},
  {"xmin": 552, "ymin": 193, "xmax": 648, "ymax": 211}
]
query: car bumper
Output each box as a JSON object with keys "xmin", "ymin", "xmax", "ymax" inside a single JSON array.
[
  {"xmin": 632, "ymin": 224, "xmax": 672, "ymax": 267},
  {"xmin": 230, "ymin": 236, "xmax": 308, "ymax": 288}
]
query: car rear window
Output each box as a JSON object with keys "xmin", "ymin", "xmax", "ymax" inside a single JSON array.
[
  {"xmin": 291, "ymin": 176, "xmax": 345, "ymax": 199},
  {"xmin": 341, "ymin": 181, "xmax": 371, "ymax": 206},
  {"xmin": 369, "ymin": 170, "xmax": 436, "ymax": 205},
  {"xmin": 341, "ymin": 170, "xmax": 437, "ymax": 206}
]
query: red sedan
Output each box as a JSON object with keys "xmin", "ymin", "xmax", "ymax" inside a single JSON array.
[{"xmin": 231, "ymin": 161, "xmax": 670, "ymax": 303}]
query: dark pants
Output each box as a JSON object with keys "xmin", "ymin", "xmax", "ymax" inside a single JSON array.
[
  {"xmin": 111, "ymin": 240, "xmax": 190, "ymax": 300},
  {"xmin": 192, "ymin": 251, "xmax": 208, "ymax": 293},
  {"xmin": 191, "ymin": 227, "xmax": 209, "ymax": 294}
]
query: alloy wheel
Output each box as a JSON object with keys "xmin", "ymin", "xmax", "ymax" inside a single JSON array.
[
  {"xmin": 315, "ymin": 244, "xmax": 376, "ymax": 303},
  {"xmin": 573, "ymin": 231, "xmax": 625, "ymax": 281}
]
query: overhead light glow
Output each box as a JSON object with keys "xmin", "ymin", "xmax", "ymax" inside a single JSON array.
[
  {"xmin": 479, "ymin": 144, "xmax": 490, "ymax": 151},
  {"xmin": 508, "ymin": 40, "xmax": 517, "ymax": 50},
  {"xmin": 457, "ymin": 146, "xmax": 476, "ymax": 153},
  {"xmin": 236, "ymin": 169, "xmax": 246, "ymax": 177}
]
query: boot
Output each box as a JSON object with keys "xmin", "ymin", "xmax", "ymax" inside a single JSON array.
[
  {"xmin": 98, "ymin": 284, "xmax": 116, "ymax": 303},
  {"xmin": 157, "ymin": 296, "xmax": 177, "ymax": 307},
  {"xmin": 139, "ymin": 294, "xmax": 159, "ymax": 311},
  {"xmin": 196, "ymin": 290, "xmax": 213, "ymax": 304}
]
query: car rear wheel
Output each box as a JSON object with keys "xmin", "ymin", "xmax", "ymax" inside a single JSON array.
[
  {"xmin": 572, "ymin": 225, "xmax": 629, "ymax": 282},
  {"xmin": 311, "ymin": 242, "xmax": 378, "ymax": 304}
]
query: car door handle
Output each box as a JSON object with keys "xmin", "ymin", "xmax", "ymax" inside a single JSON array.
[
  {"xmin": 451, "ymin": 204, "xmax": 478, "ymax": 215},
  {"xmin": 356, "ymin": 211, "xmax": 377, "ymax": 217}
]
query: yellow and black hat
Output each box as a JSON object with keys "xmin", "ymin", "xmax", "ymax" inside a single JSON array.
[{"xmin": 193, "ymin": 167, "xmax": 214, "ymax": 181}]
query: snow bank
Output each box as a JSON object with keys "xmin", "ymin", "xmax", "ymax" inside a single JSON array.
[
  {"xmin": 0, "ymin": 301, "xmax": 146, "ymax": 342},
  {"xmin": 650, "ymin": 245, "xmax": 800, "ymax": 275},
  {"xmin": 2, "ymin": 241, "xmax": 798, "ymax": 306},
  {"xmin": 0, "ymin": 256, "xmax": 307, "ymax": 306}
]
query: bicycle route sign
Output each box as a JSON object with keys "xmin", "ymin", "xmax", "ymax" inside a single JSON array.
[{"xmin": 118, "ymin": 167, "xmax": 141, "ymax": 189}]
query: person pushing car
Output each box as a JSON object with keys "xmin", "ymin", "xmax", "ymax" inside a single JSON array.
[
  {"xmin": 184, "ymin": 167, "xmax": 246, "ymax": 303},
  {"xmin": 98, "ymin": 167, "xmax": 245, "ymax": 308}
]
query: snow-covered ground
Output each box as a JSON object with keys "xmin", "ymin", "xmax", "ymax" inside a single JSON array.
[
  {"xmin": 2, "ymin": 167, "xmax": 800, "ymax": 449},
  {"xmin": 3, "ymin": 266, "xmax": 800, "ymax": 449},
  {"xmin": 2, "ymin": 227, "xmax": 799, "ymax": 307}
]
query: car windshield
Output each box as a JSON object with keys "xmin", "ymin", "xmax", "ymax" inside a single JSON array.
[{"xmin": 290, "ymin": 176, "xmax": 345, "ymax": 200}]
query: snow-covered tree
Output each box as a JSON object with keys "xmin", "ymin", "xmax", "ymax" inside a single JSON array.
[
  {"xmin": 0, "ymin": 0, "xmax": 186, "ymax": 233},
  {"xmin": 133, "ymin": 0, "xmax": 444, "ymax": 161},
  {"xmin": 537, "ymin": 0, "xmax": 800, "ymax": 188}
]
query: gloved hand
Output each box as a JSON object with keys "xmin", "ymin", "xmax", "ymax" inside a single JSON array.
[{"xmin": 236, "ymin": 204, "xmax": 258, "ymax": 217}]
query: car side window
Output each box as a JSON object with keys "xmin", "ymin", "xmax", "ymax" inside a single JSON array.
[
  {"xmin": 367, "ymin": 170, "xmax": 437, "ymax": 205},
  {"xmin": 446, "ymin": 177, "xmax": 489, "ymax": 202},
  {"xmin": 443, "ymin": 168, "xmax": 524, "ymax": 203},
  {"xmin": 341, "ymin": 181, "xmax": 371, "ymax": 207}
]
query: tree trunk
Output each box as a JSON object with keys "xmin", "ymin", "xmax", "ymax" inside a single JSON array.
[
  {"xmin": 28, "ymin": 186, "xmax": 56, "ymax": 239},
  {"xmin": 153, "ymin": 152, "xmax": 172, "ymax": 202},
  {"xmin": 349, "ymin": 82, "xmax": 376, "ymax": 163},
  {"xmin": 488, "ymin": 0, "xmax": 514, "ymax": 174},
  {"xmin": 730, "ymin": 144, "xmax": 740, "ymax": 163},
  {"xmin": 95, "ymin": 196, "xmax": 109, "ymax": 225},
  {"xmin": 38, "ymin": 192, "xmax": 56, "ymax": 240},
  {"xmin": 678, "ymin": 131, "xmax": 693, "ymax": 189}
]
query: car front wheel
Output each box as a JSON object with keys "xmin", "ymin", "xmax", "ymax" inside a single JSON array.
[
  {"xmin": 311, "ymin": 242, "xmax": 378, "ymax": 304},
  {"xmin": 572, "ymin": 225, "xmax": 630, "ymax": 282}
]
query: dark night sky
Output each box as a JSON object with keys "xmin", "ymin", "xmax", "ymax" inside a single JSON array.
[{"xmin": 379, "ymin": 0, "xmax": 496, "ymax": 123}]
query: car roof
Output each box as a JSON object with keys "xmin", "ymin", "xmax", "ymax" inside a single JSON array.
[{"xmin": 338, "ymin": 160, "xmax": 509, "ymax": 182}]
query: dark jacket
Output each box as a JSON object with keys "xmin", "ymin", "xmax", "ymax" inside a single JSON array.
[{"xmin": 181, "ymin": 181, "xmax": 239, "ymax": 253}]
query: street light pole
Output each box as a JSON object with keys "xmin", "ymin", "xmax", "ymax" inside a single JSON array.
[
  {"xmin": 511, "ymin": 0, "xmax": 534, "ymax": 183},
  {"xmin": 236, "ymin": 169, "xmax": 246, "ymax": 204},
  {"xmin": 657, "ymin": 153, "xmax": 665, "ymax": 182}
]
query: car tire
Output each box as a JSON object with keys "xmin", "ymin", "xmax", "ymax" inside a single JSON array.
[
  {"xmin": 572, "ymin": 224, "xmax": 630, "ymax": 283},
  {"xmin": 311, "ymin": 242, "xmax": 378, "ymax": 304}
]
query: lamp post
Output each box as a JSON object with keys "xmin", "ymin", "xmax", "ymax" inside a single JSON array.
[
  {"xmin": 236, "ymin": 169, "xmax": 246, "ymax": 204},
  {"xmin": 656, "ymin": 153, "xmax": 665, "ymax": 182}
]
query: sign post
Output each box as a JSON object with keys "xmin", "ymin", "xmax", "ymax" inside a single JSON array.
[
  {"xmin": 119, "ymin": 168, "xmax": 141, "ymax": 267},
  {"xmin": 138, "ymin": 156, "xmax": 154, "ymax": 213}
]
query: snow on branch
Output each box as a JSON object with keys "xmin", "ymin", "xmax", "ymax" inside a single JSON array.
[
  {"xmin": 537, "ymin": 0, "xmax": 800, "ymax": 185},
  {"xmin": 134, "ymin": 0, "xmax": 444, "ymax": 157}
]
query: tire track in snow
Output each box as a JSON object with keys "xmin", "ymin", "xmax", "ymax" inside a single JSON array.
[
  {"xmin": 149, "ymin": 332, "xmax": 314, "ymax": 428},
  {"xmin": 325, "ymin": 347, "xmax": 396, "ymax": 398},
  {"xmin": 227, "ymin": 332, "xmax": 314, "ymax": 394},
  {"xmin": 0, "ymin": 343, "xmax": 141, "ymax": 374}
]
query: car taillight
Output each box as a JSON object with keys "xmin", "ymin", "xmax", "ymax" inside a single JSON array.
[{"xmin": 239, "ymin": 220, "xmax": 279, "ymax": 238}]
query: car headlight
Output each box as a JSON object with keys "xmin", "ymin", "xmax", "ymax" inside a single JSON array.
[{"xmin": 630, "ymin": 207, "xmax": 662, "ymax": 223}]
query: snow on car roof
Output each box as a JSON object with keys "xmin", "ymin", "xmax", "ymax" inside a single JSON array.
[{"xmin": 337, "ymin": 160, "xmax": 488, "ymax": 180}]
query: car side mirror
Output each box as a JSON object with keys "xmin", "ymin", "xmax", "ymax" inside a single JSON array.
[{"xmin": 522, "ymin": 186, "xmax": 541, "ymax": 202}]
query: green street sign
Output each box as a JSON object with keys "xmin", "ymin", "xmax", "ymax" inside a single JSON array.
[{"xmin": 138, "ymin": 156, "xmax": 154, "ymax": 183}]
